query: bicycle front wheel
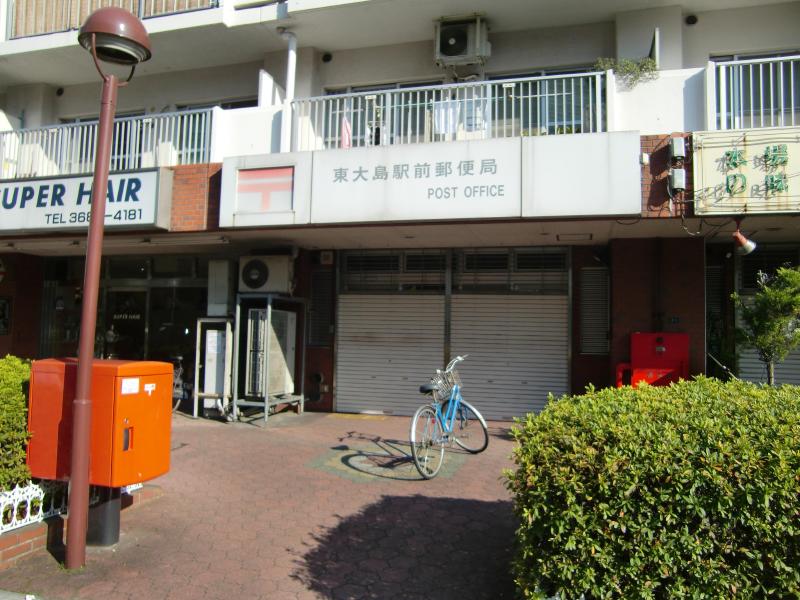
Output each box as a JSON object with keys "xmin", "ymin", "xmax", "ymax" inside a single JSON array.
[
  {"xmin": 451, "ymin": 400, "xmax": 489, "ymax": 454},
  {"xmin": 410, "ymin": 405, "xmax": 445, "ymax": 479}
]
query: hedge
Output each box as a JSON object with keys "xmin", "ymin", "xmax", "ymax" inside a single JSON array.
[
  {"xmin": 0, "ymin": 355, "xmax": 31, "ymax": 491},
  {"xmin": 506, "ymin": 377, "xmax": 800, "ymax": 599}
]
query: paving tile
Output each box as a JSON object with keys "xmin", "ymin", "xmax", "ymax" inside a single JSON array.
[{"xmin": 2, "ymin": 412, "xmax": 517, "ymax": 599}]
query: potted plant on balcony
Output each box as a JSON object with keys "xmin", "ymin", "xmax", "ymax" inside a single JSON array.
[{"xmin": 595, "ymin": 57, "xmax": 658, "ymax": 89}]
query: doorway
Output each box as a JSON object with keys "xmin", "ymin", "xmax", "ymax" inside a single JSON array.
[{"xmin": 104, "ymin": 290, "xmax": 147, "ymax": 359}]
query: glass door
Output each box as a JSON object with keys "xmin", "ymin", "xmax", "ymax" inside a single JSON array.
[{"xmin": 103, "ymin": 290, "xmax": 148, "ymax": 360}]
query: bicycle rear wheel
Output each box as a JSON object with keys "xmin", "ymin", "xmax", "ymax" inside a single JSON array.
[
  {"xmin": 410, "ymin": 405, "xmax": 445, "ymax": 479},
  {"xmin": 451, "ymin": 400, "xmax": 489, "ymax": 454}
]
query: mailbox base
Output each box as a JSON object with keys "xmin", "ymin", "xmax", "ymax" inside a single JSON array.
[{"xmin": 86, "ymin": 487, "xmax": 121, "ymax": 546}]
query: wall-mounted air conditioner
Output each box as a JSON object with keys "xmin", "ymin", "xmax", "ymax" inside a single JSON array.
[
  {"xmin": 435, "ymin": 16, "xmax": 491, "ymax": 67},
  {"xmin": 238, "ymin": 256, "xmax": 293, "ymax": 294}
]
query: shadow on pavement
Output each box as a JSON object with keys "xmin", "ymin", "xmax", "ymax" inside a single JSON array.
[
  {"xmin": 292, "ymin": 495, "xmax": 517, "ymax": 599},
  {"xmin": 332, "ymin": 431, "xmax": 475, "ymax": 481},
  {"xmin": 489, "ymin": 424, "xmax": 516, "ymax": 443}
]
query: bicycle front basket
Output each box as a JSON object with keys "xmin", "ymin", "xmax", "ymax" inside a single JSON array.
[
  {"xmin": 430, "ymin": 370, "xmax": 451, "ymax": 402},
  {"xmin": 446, "ymin": 369, "xmax": 462, "ymax": 390}
]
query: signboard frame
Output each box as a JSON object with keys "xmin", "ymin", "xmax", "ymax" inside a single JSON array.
[{"xmin": 0, "ymin": 168, "xmax": 172, "ymax": 233}]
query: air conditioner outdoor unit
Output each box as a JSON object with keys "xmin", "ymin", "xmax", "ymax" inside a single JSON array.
[
  {"xmin": 435, "ymin": 16, "xmax": 491, "ymax": 67},
  {"xmin": 245, "ymin": 308, "xmax": 296, "ymax": 397},
  {"xmin": 238, "ymin": 256, "xmax": 293, "ymax": 293}
]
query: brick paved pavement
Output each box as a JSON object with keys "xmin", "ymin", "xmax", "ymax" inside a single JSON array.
[{"xmin": 2, "ymin": 412, "xmax": 518, "ymax": 600}]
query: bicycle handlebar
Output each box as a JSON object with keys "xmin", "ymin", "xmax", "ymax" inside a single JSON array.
[{"xmin": 445, "ymin": 354, "xmax": 468, "ymax": 372}]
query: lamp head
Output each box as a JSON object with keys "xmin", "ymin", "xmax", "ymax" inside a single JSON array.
[
  {"xmin": 78, "ymin": 7, "xmax": 151, "ymax": 66},
  {"xmin": 733, "ymin": 229, "xmax": 757, "ymax": 256}
]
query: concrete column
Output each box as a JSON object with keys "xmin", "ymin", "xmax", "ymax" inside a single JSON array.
[{"xmin": 615, "ymin": 6, "xmax": 683, "ymax": 69}]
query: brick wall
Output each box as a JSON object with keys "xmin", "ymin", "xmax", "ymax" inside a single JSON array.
[
  {"xmin": 169, "ymin": 164, "xmax": 223, "ymax": 232},
  {"xmin": 0, "ymin": 521, "xmax": 48, "ymax": 571},
  {"xmin": 641, "ymin": 133, "xmax": 693, "ymax": 218}
]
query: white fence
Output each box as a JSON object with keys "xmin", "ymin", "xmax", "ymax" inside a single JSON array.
[
  {"xmin": 0, "ymin": 481, "xmax": 66, "ymax": 534},
  {"xmin": 0, "ymin": 108, "xmax": 213, "ymax": 179},
  {"xmin": 0, "ymin": 481, "xmax": 141, "ymax": 535},
  {"xmin": 7, "ymin": 0, "xmax": 218, "ymax": 39},
  {"xmin": 292, "ymin": 72, "xmax": 606, "ymax": 152},
  {"xmin": 716, "ymin": 55, "xmax": 800, "ymax": 130}
]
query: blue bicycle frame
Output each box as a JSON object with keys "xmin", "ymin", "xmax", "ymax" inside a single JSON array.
[{"xmin": 433, "ymin": 383, "xmax": 464, "ymax": 437}]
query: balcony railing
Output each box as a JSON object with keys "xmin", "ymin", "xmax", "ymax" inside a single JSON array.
[
  {"xmin": 7, "ymin": 0, "xmax": 218, "ymax": 39},
  {"xmin": 0, "ymin": 108, "xmax": 213, "ymax": 179},
  {"xmin": 716, "ymin": 55, "xmax": 800, "ymax": 130},
  {"xmin": 292, "ymin": 72, "xmax": 605, "ymax": 152}
]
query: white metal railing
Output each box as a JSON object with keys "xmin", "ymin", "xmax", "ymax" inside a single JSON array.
[
  {"xmin": 292, "ymin": 72, "xmax": 605, "ymax": 152},
  {"xmin": 0, "ymin": 108, "xmax": 213, "ymax": 179},
  {"xmin": 716, "ymin": 55, "xmax": 800, "ymax": 130},
  {"xmin": 7, "ymin": 0, "xmax": 218, "ymax": 39},
  {"xmin": 0, "ymin": 481, "xmax": 139, "ymax": 535},
  {"xmin": 0, "ymin": 481, "xmax": 65, "ymax": 534}
]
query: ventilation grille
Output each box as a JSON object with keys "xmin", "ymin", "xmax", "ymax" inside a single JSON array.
[
  {"xmin": 580, "ymin": 267, "xmax": 609, "ymax": 355},
  {"xmin": 740, "ymin": 247, "xmax": 799, "ymax": 292},
  {"xmin": 308, "ymin": 269, "xmax": 334, "ymax": 347},
  {"xmin": 455, "ymin": 248, "xmax": 568, "ymax": 294},
  {"xmin": 342, "ymin": 248, "xmax": 568, "ymax": 294},
  {"xmin": 342, "ymin": 250, "xmax": 445, "ymax": 293}
]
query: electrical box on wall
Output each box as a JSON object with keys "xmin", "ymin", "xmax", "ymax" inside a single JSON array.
[
  {"xmin": 669, "ymin": 137, "xmax": 686, "ymax": 161},
  {"xmin": 669, "ymin": 168, "xmax": 686, "ymax": 191}
]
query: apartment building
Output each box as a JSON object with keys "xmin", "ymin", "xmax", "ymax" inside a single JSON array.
[{"xmin": 0, "ymin": 0, "xmax": 798, "ymax": 419}]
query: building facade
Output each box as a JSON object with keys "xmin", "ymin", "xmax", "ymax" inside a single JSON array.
[{"xmin": 1, "ymin": 0, "xmax": 799, "ymax": 419}]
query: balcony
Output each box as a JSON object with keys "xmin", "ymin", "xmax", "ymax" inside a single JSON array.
[
  {"xmin": 0, "ymin": 108, "xmax": 212, "ymax": 179},
  {"xmin": 715, "ymin": 55, "xmax": 800, "ymax": 130},
  {"xmin": 6, "ymin": 0, "xmax": 218, "ymax": 39},
  {"xmin": 291, "ymin": 72, "xmax": 606, "ymax": 152}
]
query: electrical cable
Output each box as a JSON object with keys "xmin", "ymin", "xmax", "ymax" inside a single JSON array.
[
  {"xmin": 681, "ymin": 212, "xmax": 703, "ymax": 236},
  {"xmin": 707, "ymin": 352, "xmax": 739, "ymax": 380}
]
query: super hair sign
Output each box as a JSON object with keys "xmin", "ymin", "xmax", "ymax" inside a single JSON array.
[{"xmin": 0, "ymin": 170, "xmax": 167, "ymax": 232}]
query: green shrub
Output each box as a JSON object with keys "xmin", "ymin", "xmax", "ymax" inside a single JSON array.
[
  {"xmin": 595, "ymin": 57, "xmax": 658, "ymax": 89},
  {"xmin": 0, "ymin": 355, "xmax": 31, "ymax": 491},
  {"xmin": 506, "ymin": 378, "xmax": 800, "ymax": 599}
]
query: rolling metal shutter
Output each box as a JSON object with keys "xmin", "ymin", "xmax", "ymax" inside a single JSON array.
[
  {"xmin": 736, "ymin": 249, "xmax": 800, "ymax": 384},
  {"xmin": 739, "ymin": 350, "xmax": 800, "ymax": 385},
  {"xmin": 336, "ymin": 295, "xmax": 444, "ymax": 415},
  {"xmin": 451, "ymin": 295, "xmax": 569, "ymax": 420}
]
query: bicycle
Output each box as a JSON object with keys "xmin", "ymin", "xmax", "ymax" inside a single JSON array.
[{"xmin": 409, "ymin": 355, "xmax": 489, "ymax": 479}]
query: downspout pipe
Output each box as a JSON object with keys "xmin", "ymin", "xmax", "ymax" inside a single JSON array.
[{"xmin": 279, "ymin": 27, "xmax": 296, "ymax": 153}]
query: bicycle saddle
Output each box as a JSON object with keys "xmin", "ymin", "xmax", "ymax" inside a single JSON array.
[{"xmin": 419, "ymin": 383, "xmax": 436, "ymax": 394}]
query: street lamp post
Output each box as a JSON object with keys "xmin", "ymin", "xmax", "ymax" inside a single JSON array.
[{"xmin": 66, "ymin": 8, "xmax": 151, "ymax": 570}]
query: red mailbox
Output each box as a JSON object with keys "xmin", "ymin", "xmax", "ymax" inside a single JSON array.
[
  {"xmin": 616, "ymin": 332, "xmax": 689, "ymax": 387},
  {"xmin": 27, "ymin": 359, "xmax": 173, "ymax": 487}
]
